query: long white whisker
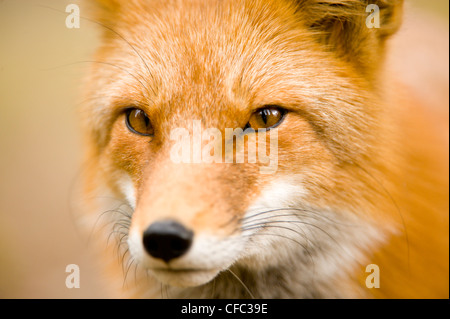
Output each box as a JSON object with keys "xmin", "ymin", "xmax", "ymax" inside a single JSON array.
[{"xmin": 227, "ymin": 269, "xmax": 255, "ymax": 299}]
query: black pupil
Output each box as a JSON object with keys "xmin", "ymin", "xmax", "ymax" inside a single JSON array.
[
  {"xmin": 133, "ymin": 109, "xmax": 149, "ymax": 128},
  {"xmin": 261, "ymin": 109, "xmax": 269, "ymax": 124},
  {"xmin": 127, "ymin": 109, "xmax": 152, "ymax": 135},
  {"xmin": 142, "ymin": 112, "xmax": 149, "ymax": 127}
]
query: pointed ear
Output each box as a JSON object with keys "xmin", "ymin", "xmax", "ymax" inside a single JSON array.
[{"xmin": 297, "ymin": 0, "xmax": 404, "ymax": 80}]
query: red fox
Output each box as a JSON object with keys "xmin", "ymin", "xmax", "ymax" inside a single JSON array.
[{"xmin": 79, "ymin": 0, "xmax": 449, "ymax": 298}]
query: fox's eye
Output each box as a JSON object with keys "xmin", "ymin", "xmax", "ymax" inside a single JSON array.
[
  {"xmin": 247, "ymin": 106, "xmax": 286, "ymax": 130},
  {"xmin": 125, "ymin": 108, "xmax": 154, "ymax": 136}
]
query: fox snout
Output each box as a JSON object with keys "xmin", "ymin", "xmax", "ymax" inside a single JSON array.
[
  {"xmin": 142, "ymin": 220, "xmax": 194, "ymax": 263},
  {"xmin": 125, "ymin": 160, "xmax": 257, "ymax": 288}
]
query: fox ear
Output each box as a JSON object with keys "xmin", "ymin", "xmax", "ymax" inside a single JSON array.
[{"xmin": 297, "ymin": 0, "xmax": 404, "ymax": 80}]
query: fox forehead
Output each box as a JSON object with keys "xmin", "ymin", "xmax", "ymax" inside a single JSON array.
[
  {"xmin": 87, "ymin": 0, "xmax": 377, "ymax": 162},
  {"xmin": 97, "ymin": 0, "xmax": 323, "ymax": 103}
]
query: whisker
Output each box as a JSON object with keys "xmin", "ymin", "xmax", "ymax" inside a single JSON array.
[
  {"xmin": 241, "ymin": 232, "xmax": 316, "ymax": 274},
  {"xmin": 76, "ymin": 94, "xmax": 145, "ymax": 110},
  {"xmin": 122, "ymin": 257, "xmax": 135, "ymax": 289},
  {"xmin": 35, "ymin": 4, "xmax": 157, "ymax": 96},
  {"xmin": 242, "ymin": 219, "xmax": 313, "ymax": 248},
  {"xmin": 120, "ymin": 248, "xmax": 130, "ymax": 273},
  {"xmin": 106, "ymin": 219, "xmax": 131, "ymax": 246},
  {"xmin": 242, "ymin": 224, "xmax": 311, "ymax": 243},
  {"xmin": 88, "ymin": 204, "xmax": 131, "ymax": 245},
  {"xmin": 165, "ymin": 284, "xmax": 171, "ymax": 299},
  {"xmin": 134, "ymin": 262, "xmax": 139, "ymax": 287},
  {"xmin": 211, "ymin": 278, "xmax": 216, "ymax": 298},
  {"xmin": 352, "ymin": 162, "xmax": 410, "ymax": 272},
  {"xmin": 241, "ymin": 207, "xmax": 357, "ymax": 227},
  {"xmin": 227, "ymin": 269, "xmax": 255, "ymax": 299},
  {"xmin": 242, "ymin": 219, "xmax": 341, "ymax": 247},
  {"xmin": 42, "ymin": 60, "xmax": 151, "ymax": 98}
]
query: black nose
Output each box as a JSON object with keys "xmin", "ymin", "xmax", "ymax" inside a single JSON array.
[{"xmin": 142, "ymin": 220, "xmax": 193, "ymax": 263}]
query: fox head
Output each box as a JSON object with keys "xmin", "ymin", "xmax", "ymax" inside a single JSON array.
[{"xmin": 80, "ymin": 0, "xmax": 416, "ymax": 298}]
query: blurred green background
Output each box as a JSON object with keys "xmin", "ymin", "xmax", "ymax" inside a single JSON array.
[{"xmin": 0, "ymin": 0, "xmax": 448, "ymax": 298}]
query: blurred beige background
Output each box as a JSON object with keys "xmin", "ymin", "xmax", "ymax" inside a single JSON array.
[
  {"xmin": 0, "ymin": 0, "xmax": 448, "ymax": 298},
  {"xmin": 0, "ymin": 0, "xmax": 107, "ymax": 298}
]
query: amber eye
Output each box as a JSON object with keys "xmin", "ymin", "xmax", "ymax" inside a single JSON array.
[
  {"xmin": 247, "ymin": 106, "xmax": 286, "ymax": 130},
  {"xmin": 125, "ymin": 108, "xmax": 154, "ymax": 136}
]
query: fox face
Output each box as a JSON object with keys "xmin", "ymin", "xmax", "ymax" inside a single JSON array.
[{"xmin": 81, "ymin": 0, "xmax": 448, "ymax": 298}]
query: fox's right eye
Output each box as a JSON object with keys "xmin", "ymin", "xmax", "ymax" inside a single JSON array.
[
  {"xmin": 247, "ymin": 106, "xmax": 286, "ymax": 130},
  {"xmin": 125, "ymin": 108, "xmax": 154, "ymax": 136}
]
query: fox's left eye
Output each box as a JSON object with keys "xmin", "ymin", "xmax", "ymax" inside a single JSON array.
[
  {"xmin": 125, "ymin": 108, "xmax": 154, "ymax": 136},
  {"xmin": 247, "ymin": 106, "xmax": 286, "ymax": 130}
]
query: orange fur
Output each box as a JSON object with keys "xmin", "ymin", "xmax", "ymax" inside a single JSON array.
[{"xmin": 79, "ymin": 0, "xmax": 448, "ymax": 298}]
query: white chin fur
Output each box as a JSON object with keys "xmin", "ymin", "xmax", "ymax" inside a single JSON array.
[
  {"xmin": 148, "ymin": 268, "xmax": 221, "ymax": 287},
  {"xmin": 236, "ymin": 177, "xmax": 387, "ymax": 281},
  {"xmin": 127, "ymin": 229, "xmax": 243, "ymax": 287},
  {"xmin": 124, "ymin": 176, "xmax": 386, "ymax": 293}
]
